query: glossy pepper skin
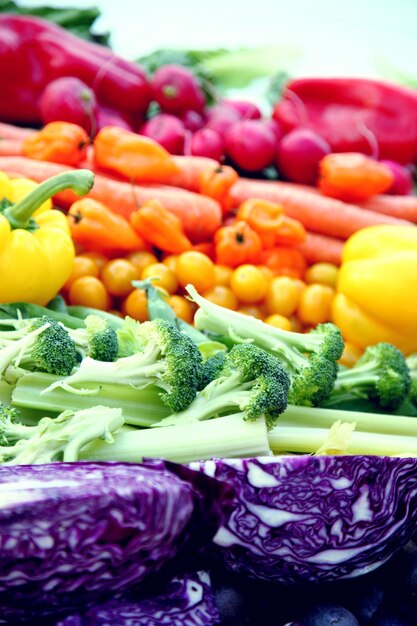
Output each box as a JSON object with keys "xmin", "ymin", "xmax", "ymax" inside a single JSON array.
[
  {"xmin": 0, "ymin": 169, "xmax": 94, "ymax": 305},
  {"xmin": 332, "ymin": 225, "xmax": 417, "ymax": 354},
  {"xmin": 0, "ymin": 15, "xmax": 151, "ymax": 125},
  {"xmin": 273, "ymin": 77, "xmax": 417, "ymax": 164}
]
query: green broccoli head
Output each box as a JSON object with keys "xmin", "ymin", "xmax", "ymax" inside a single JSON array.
[
  {"xmin": 198, "ymin": 351, "xmax": 228, "ymax": 390},
  {"xmin": 330, "ymin": 342, "xmax": 411, "ymax": 411},
  {"xmin": 0, "ymin": 403, "xmax": 21, "ymax": 445},
  {"xmin": 26, "ymin": 316, "xmax": 79, "ymax": 376},
  {"xmin": 137, "ymin": 319, "xmax": 204, "ymax": 412},
  {"xmin": 289, "ymin": 355, "xmax": 339, "ymax": 408},
  {"xmin": 84, "ymin": 315, "xmax": 118, "ymax": 362},
  {"xmin": 307, "ymin": 323, "xmax": 345, "ymax": 362},
  {"xmin": 407, "ymin": 353, "xmax": 417, "ymax": 406}
]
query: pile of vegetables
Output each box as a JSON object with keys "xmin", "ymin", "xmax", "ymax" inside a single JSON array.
[{"xmin": 2, "ymin": 7, "xmax": 417, "ymax": 625}]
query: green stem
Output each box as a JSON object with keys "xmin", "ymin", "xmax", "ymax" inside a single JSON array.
[{"xmin": 4, "ymin": 170, "xmax": 94, "ymax": 229}]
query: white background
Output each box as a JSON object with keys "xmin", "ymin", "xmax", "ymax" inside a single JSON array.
[{"xmin": 18, "ymin": 0, "xmax": 417, "ymax": 80}]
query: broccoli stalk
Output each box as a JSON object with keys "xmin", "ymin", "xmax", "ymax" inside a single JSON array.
[
  {"xmin": 0, "ymin": 405, "xmax": 124, "ymax": 465},
  {"xmin": 324, "ymin": 343, "xmax": 411, "ymax": 411},
  {"xmin": 42, "ymin": 319, "xmax": 203, "ymax": 413},
  {"xmin": 154, "ymin": 343, "xmax": 290, "ymax": 430},
  {"xmin": 0, "ymin": 320, "xmax": 50, "ymax": 375},
  {"xmin": 268, "ymin": 403, "xmax": 417, "ymax": 456},
  {"xmin": 12, "ymin": 371, "xmax": 171, "ymax": 426},
  {"xmin": 186, "ymin": 284, "xmax": 344, "ymax": 407},
  {"xmin": 406, "ymin": 353, "xmax": 417, "ymax": 407}
]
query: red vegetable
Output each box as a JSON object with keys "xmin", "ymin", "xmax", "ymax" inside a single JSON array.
[
  {"xmin": 152, "ymin": 64, "xmax": 206, "ymax": 114},
  {"xmin": 190, "ymin": 128, "xmax": 224, "ymax": 161},
  {"xmin": 39, "ymin": 77, "xmax": 97, "ymax": 135},
  {"xmin": 141, "ymin": 114, "xmax": 186, "ymax": 155},
  {"xmin": 0, "ymin": 14, "xmax": 152, "ymax": 125},
  {"xmin": 275, "ymin": 128, "xmax": 331, "ymax": 184},
  {"xmin": 225, "ymin": 120, "xmax": 276, "ymax": 172},
  {"xmin": 273, "ymin": 77, "xmax": 417, "ymax": 164}
]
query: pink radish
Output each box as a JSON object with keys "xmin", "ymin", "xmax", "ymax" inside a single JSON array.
[
  {"xmin": 380, "ymin": 160, "xmax": 414, "ymax": 195},
  {"xmin": 190, "ymin": 128, "xmax": 224, "ymax": 161},
  {"xmin": 222, "ymin": 98, "xmax": 262, "ymax": 119},
  {"xmin": 179, "ymin": 110, "xmax": 206, "ymax": 132},
  {"xmin": 39, "ymin": 77, "xmax": 97, "ymax": 135},
  {"xmin": 225, "ymin": 119, "xmax": 276, "ymax": 172},
  {"xmin": 275, "ymin": 128, "xmax": 331, "ymax": 184},
  {"xmin": 152, "ymin": 65, "xmax": 206, "ymax": 114},
  {"xmin": 141, "ymin": 113, "xmax": 186, "ymax": 154},
  {"xmin": 205, "ymin": 104, "xmax": 240, "ymax": 140}
]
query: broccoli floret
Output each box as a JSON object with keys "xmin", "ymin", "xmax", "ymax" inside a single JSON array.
[
  {"xmin": 325, "ymin": 342, "xmax": 411, "ymax": 411},
  {"xmin": 186, "ymin": 285, "xmax": 344, "ymax": 407},
  {"xmin": 43, "ymin": 319, "xmax": 203, "ymax": 413},
  {"xmin": 70, "ymin": 315, "xmax": 118, "ymax": 362},
  {"xmin": 0, "ymin": 317, "xmax": 78, "ymax": 377},
  {"xmin": 155, "ymin": 342, "xmax": 290, "ymax": 430},
  {"xmin": 0, "ymin": 405, "xmax": 124, "ymax": 465},
  {"xmin": 406, "ymin": 353, "xmax": 417, "ymax": 407},
  {"xmin": 116, "ymin": 316, "xmax": 144, "ymax": 358},
  {"xmin": 198, "ymin": 351, "xmax": 228, "ymax": 390}
]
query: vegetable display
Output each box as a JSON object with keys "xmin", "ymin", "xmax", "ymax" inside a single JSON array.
[
  {"xmin": 0, "ymin": 460, "xmax": 232, "ymax": 623},
  {"xmin": 191, "ymin": 455, "xmax": 417, "ymax": 583}
]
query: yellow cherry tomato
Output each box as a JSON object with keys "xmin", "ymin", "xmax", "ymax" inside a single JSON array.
[
  {"xmin": 265, "ymin": 314, "xmax": 292, "ymax": 331},
  {"xmin": 305, "ymin": 263, "xmax": 339, "ymax": 289},
  {"xmin": 214, "ymin": 265, "xmax": 233, "ymax": 287},
  {"xmin": 69, "ymin": 276, "xmax": 110, "ymax": 310},
  {"xmin": 230, "ymin": 265, "xmax": 268, "ymax": 303},
  {"xmin": 101, "ymin": 259, "xmax": 139, "ymax": 297},
  {"xmin": 203, "ymin": 285, "xmax": 238, "ymax": 310},
  {"xmin": 176, "ymin": 251, "xmax": 215, "ymax": 293},
  {"xmin": 297, "ymin": 284, "xmax": 335, "ymax": 325},
  {"xmin": 126, "ymin": 250, "xmax": 158, "ymax": 275},
  {"xmin": 237, "ymin": 304, "xmax": 265, "ymax": 320},
  {"xmin": 142, "ymin": 263, "xmax": 178, "ymax": 294},
  {"xmin": 264, "ymin": 276, "xmax": 301, "ymax": 317},
  {"xmin": 122, "ymin": 288, "xmax": 149, "ymax": 322},
  {"xmin": 168, "ymin": 295, "xmax": 194, "ymax": 323},
  {"xmin": 79, "ymin": 251, "xmax": 108, "ymax": 272},
  {"xmin": 163, "ymin": 254, "xmax": 179, "ymax": 273},
  {"xmin": 64, "ymin": 256, "xmax": 99, "ymax": 290}
]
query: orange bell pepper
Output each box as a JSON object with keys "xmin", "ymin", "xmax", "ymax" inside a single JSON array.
[
  {"xmin": 236, "ymin": 198, "xmax": 285, "ymax": 232},
  {"xmin": 214, "ymin": 221, "xmax": 262, "ymax": 267},
  {"xmin": 258, "ymin": 246, "xmax": 307, "ymax": 279},
  {"xmin": 130, "ymin": 198, "xmax": 192, "ymax": 254},
  {"xmin": 318, "ymin": 152, "xmax": 394, "ymax": 202},
  {"xmin": 68, "ymin": 198, "xmax": 145, "ymax": 252},
  {"xmin": 199, "ymin": 164, "xmax": 239, "ymax": 212},
  {"xmin": 93, "ymin": 126, "xmax": 179, "ymax": 182},
  {"xmin": 22, "ymin": 122, "xmax": 89, "ymax": 166}
]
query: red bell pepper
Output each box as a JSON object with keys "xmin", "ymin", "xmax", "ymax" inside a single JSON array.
[
  {"xmin": 273, "ymin": 77, "xmax": 417, "ymax": 165},
  {"xmin": 0, "ymin": 14, "xmax": 152, "ymax": 125}
]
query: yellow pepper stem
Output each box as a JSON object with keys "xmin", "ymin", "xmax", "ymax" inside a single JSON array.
[{"xmin": 4, "ymin": 169, "xmax": 95, "ymax": 230}]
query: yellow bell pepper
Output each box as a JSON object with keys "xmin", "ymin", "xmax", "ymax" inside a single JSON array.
[
  {"xmin": 0, "ymin": 169, "xmax": 94, "ymax": 306},
  {"xmin": 332, "ymin": 225, "xmax": 417, "ymax": 355}
]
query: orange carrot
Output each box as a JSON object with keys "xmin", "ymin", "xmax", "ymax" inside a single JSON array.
[
  {"xmin": 357, "ymin": 194, "xmax": 417, "ymax": 223},
  {"xmin": 0, "ymin": 156, "xmax": 222, "ymax": 243},
  {"xmin": 296, "ymin": 232, "xmax": 344, "ymax": 266},
  {"xmin": 228, "ymin": 178, "xmax": 412, "ymax": 239},
  {"xmin": 0, "ymin": 122, "xmax": 36, "ymax": 140}
]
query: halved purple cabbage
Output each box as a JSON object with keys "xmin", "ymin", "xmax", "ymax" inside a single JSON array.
[
  {"xmin": 0, "ymin": 461, "xmax": 232, "ymax": 623},
  {"xmin": 55, "ymin": 571, "xmax": 220, "ymax": 626},
  {"xmin": 190, "ymin": 455, "xmax": 417, "ymax": 583}
]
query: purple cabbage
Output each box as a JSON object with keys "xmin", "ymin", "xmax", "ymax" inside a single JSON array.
[
  {"xmin": 0, "ymin": 461, "xmax": 232, "ymax": 623},
  {"xmin": 191, "ymin": 455, "xmax": 417, "ymax": 583},
  {"xmin": 55, "ymin": 571, "xmax": 220, "ymax": 626}
]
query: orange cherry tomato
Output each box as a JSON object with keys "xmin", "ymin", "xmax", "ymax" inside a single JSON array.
[
  {"xmin": 68, "ymin": 276, "xmax": 110, "ymax": 310},
  {"xmin": 237, "ymin": 304, "xmax": 265, "ymax": 320},
  {"xmin": 162, "ymin": 254, "xmax": 179, "ymax": 273},
  {"xmin": 297, "ymin": 284, "xmax": 335, "ymax": 325},
  {"xmin": 264, "ymin": 314, "xmax": 292, "ymax": 331},
  {"xmin": 122, "ymin": 288, "xmax": 149, "ymax": 322},
  {"xmin": 214, "ymin": 265, "xmax": 233, "ymax": 287},
  {"xmin": 79, "ymin": 251, "xmax": 108, "ymax": 272},
  {"xmin": 264, "ymin": 276, "xmax": 301, "ymax": 317},
  {"xmin": 203, "ymin": 285, "xmax": 239, "ymax": 310},
  {"xmin": 168, "ymin": 295, "xmax": 194, "ymax": 323},
  {"xmin": 176, "ymin": 251, "xmax": 215, "ymax": 293},
  {"xmin": 142, "ymin": 263, "xmax": 178, "ymax": 294},
  {"xmin": 230, "ymin": 265, "xmax": 268, "ymax": 304},
  {"xmin": 126, "ymin": 250, "xmax": 158, "ymax": 275},
  {"xmin": 101, "ymin": 259, "xmax": 139, "ymax": 297},
  {"xmin": 64, "ymin": 256, "xmax": 99, "ymax": 290}
]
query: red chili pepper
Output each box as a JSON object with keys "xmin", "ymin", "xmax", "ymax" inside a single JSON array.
[
  {"xmin": 0, "ymin": 15, "xmax": 152, "ymax": 125},
  {"xmin": 273, "ymin": 77, "xmax": 417, "ymax": 164}
]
